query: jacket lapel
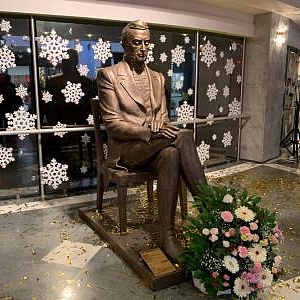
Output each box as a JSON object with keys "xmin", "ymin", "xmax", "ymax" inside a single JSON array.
[
  {"xmin": 117, "ymin": 61, "xmax": 145, "ymax": 108},
  {"xmin": 147, "ymin": 68, "xmax": 159, "ymax": 112}
]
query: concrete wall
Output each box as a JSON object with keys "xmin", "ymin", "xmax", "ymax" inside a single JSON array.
[{"xmin": 241, "ymin": 13, "xmax": 288, "ymax": 162}]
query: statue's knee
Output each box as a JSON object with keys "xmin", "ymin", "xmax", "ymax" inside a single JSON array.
[{"xmin": 161, "ymin": 147, "xmax": 180, "ymax": 163}]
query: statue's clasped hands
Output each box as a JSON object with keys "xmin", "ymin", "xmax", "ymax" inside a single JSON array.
[{"xmin": 149, "ymin": 120, "xmax": 179, "ymax": 140}]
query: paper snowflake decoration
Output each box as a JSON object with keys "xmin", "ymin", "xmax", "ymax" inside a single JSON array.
[
  {"xmin": 187, "ymin": 88, "xmax": 193, "ymax": 96},
  {"xmin": 5, "ymin": 106, "xmax": 37, "ymax": 140},
  {"xmin": 77, "ymin": 64, "xmax": 89, "ymax": 76},
  {"xmin": 81, "ymin": 133, "xmax": 90, "ymax": 145},
  {"xmin": 15, "ymin": 84, "xmax": 28, "ymax": 100},
  {"xmin": 212, "ymin": 134, "xmax": 217, "ymax": 141},
  {"xmin": 223, "ymin": 85, "xmax": 230, "ymax": 98},
  {"xmin": 53, "ymin": 122, "xmax": 67, "ymax": 138},
  {"xmin": 159, "ymin": 52, "xmax": 168, "ymax": 63},
  {"xmin": 0, "ymin": 94, "xmax": 4, "ymax": 104},
  {"xmin": 171, "ymin": 45, "xmax": 185, "ymax": 67},
  {"xmin": 200, "ymin": 40, "xmax": 217, "ymax": 68},
  {"xmin": 86, "ymin": 114, "xmax": 94, "ymax": 126},
  {"xmin": 237, "ymin": 74, "xmax": 242, "ymax": 84},
  {"xmin": 103, "ymin": 143, "xmax": 108, "ymax": 160},
  {"xmin": 146, "ymin": 43, "xmax": 155, "ymax": 64},
  {"xmin": 40, "ymin": 158, "xmax": 68, "ymax": 190},
  {"xmin": 175, "ymin": 80, "xmax": 183, "ymax": 91},
  {"xmin": 222, "ymin": 131, "xmax": 233, "ymax": 148},
  {"xmin": 0, "ymin": 45, "xmax": 16, "ymax": 72},
  {"xmin": 80, "ymin": 164, "xmax": 88, "ymax": 174},
  {"xmin": 0, "ymin": 20, "xmax": 12, "ymax": 33},
  {"xmin": 75, "ymin": 43, "xmax": 83, "ymax": 53},
  {"xmin": 219, "ymin": 106, "xmax": 224, "ymax": 113},
  {"xmin": 176, "ymin": 101, "xmax": 194, "ymax": 128},
  {"xmin": 39, "ymin": 29, "xmax": 69, "ymax": 67},
  {"xmin": 92, "ymin": 38, "xmax": 113, "ymax": 64},
  {"xmin": 215, "ymin": 70, "xmax": 220, "ymax": 77},
  {"xmin": 206, "ymin": 83, "xmax": 218, "ymax": 101},
  {"xmin": 0, "ymin": 145, "xmax": 15, "ymax": 168},
  {"xmin": 184, "ymin": 36, "xmax": 190, "ymax": 44},
  {"xmin": 231, "ymin": 41, "xmax": 237, "ymax": 51},
  {"xmin": 206, "ymin": 113, "xmax": 214, "ymax": 125},
  {"xmin": 42, "ymin": 91, "xmax": 53, "ymax": 103},
  {"xmin": 196, "ymin": 141, "xmax": 210, "ymax": 165},
  {"xmin": 167, "ymin": 69, "xmax": 173, "ymax": 77},
  {"xmin": 228, "ymin": 97, "xmax": 242, "ymax": 119},
  {"xmin": 225, "ymin": 58, "xmax": 235, "ymax": 75},
  {"xmin": 61, "ymin": 81, "xmax": 85, "ymax": 104},
  {"xmin": 220, "ymin": 51, "xmax": 224, "ymax": 58},
  {"xmin": 160, "ymin": 35, "xmax": 166, "ymax": 43}
]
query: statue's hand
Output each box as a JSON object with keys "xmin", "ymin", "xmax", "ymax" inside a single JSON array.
[
  {"xmin": 150, "ymin": 120, "xmax": 164, "ymax": 132},
  {"xmin": 151, "ymin": 123, "xmax": 179, "ymax": 139}
]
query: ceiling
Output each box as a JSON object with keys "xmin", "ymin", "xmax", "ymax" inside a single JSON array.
[{"xmin": 104, "ymin": 0, "xmax": 300, "ymax": 25}]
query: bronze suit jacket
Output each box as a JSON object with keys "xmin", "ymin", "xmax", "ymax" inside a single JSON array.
[{"xmin": 97, "ymin": 60, "xmax": 170, "ymax": 169}]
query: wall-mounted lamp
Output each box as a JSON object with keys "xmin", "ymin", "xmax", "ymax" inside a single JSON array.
[{"xmin": 275, "ymin": 25, "xmax": 288, "ymax": 45}]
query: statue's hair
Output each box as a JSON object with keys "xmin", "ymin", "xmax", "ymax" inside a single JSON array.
[{"xmin": 121, "ymin": 20, "xmax": 149, "ymax": 44}]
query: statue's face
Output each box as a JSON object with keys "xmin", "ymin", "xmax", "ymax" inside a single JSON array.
[{"xmin": 123, "ymin": 29, "xmax": 150, "ymax": 64}]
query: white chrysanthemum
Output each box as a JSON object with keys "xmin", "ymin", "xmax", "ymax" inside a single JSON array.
[
  {"xmin": 249, "ymin": 244, "xmax": 267, "ymax": 263},
  {"xmin": 260, "ymin": 268, "xmax": 273, "ymax": 287},
  {"xmin": 223, "ymin": 255, "xmax": 239, "ymax": 273},
  {"xmin": 222, "ymin": 194, "xmax": 233, "ymax": 203},
  {"xmin": 223, "ymin": 240, "xmax": 230, "ymax": 248},
  {"xmin": 235, "ymin": 206, "xmax": 255, "ymax": 222},
  {"xmin": 202, "ymin": 228, "xmax": 210, "ymax": 236},
  {"xmin": 233, "ymin": 277, "xmax": 251, "ymax": 298}
]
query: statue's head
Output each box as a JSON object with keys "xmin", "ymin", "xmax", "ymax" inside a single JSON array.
[{"xmin": 121, "ymin": 20, "xmax": 150, "ymax": 66}]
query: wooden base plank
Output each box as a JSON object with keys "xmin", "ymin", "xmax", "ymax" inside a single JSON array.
[{"xmin": 78, "ymin": 206, "xmax": 187, "ymax": 290}]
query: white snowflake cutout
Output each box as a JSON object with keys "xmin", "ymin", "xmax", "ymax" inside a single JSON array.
[
  {"xmin": 176, "ymin": 101, "xmax": 194, "ymax": 128},
  {"xmin": 200, "ymin": 40, "xmax": 217, "ymax": 68},
  {"xmin": 77, "ymin": 64, "xmax": 89, "ymax": 76},
  {"xmin": 0, "ymin": 94, "xmax": 3, "ymax": 104},
  {"xmin": 196, "ymin": 141, "xmax": 210, "ymax": 165},
  {"xmin": 86, "ymin": 114, "xmax": 94, "ymax": 126},
  {"xmin": 175, "ymin": 80, "xmax": 183, "ymax": 91},
  {"xmin": 80, "ymin": 163, "xmax": 88, "ymax": 174},
  {"xmin": 184, "ymin": 36, "xmax": 190, "ymax": 44},
  {"xmin": 75, "ymin": 43, "xmax": 83, "ymax": 53},
  {"xmin": 159, "ymin": 52, "xmax": 168, "ymax": 63},
  {"xmin": 223, "ymin": 85, "xmax": 230, "ymax": 98},
  {"xmin": 187, "ymin": 88, "xmax": 193, "ymax": 96},
  {"xmin": 103, "ymin": 143, "xmax": 108, "ymax": 160},
  {"xmin": 212, "ymin": 134, "xmax": 217, "ymax": 141},
  {"xmin": 92, "ymin": 38, "xmax": 112, "ymax": 64},
  {"xmin": 81, "ymin": 133, "xmax": 90, "ymax": 145},
  {"xmin": 206, "ymin": 83, "xmax": 218, "ymax": 101},
  {"xmin": 231, "ymin": 41, "xmax": 237, "ymax": 51},
  {"xmin": 0, "ymin": 45, "xmax": 16, "ymax": 72},
  {"xmin": 160, "ymin": 35, "xmax": 166, "ymax": 43},
  {"xmin": 215, "ymin": 70, "xmax": 220, "ymax": 77},
  {"xmin": 40, "ymin": 158, "xmax": 68, "ymax": 190},
  {"xmin": 53, "ymin": 122, "xmax": 67, "ymax": 138},
  {"xmin": 171, "ymin": 45, "xmax": 185, "ymax": 67},
  {"xmin": 15, "ymin": 84, "xmax": 28, "ymax": 100},
  {"xmin": 167, "ymin": 69, "xmax": 173, "ymax": 77},
  {"xmin": 237, "ymin": 74, "xmax": 242, "ymax": 84},
  {"xmin": 224, "ymin": 58, "xmax": 235, "ymax": 75},
  {"xmin": 61, "ymin": 81, "xmax": 85, "ymax": 104},
  {"xmin": 0, "ymin": 20, "xmax": 12, "ymax": 33},
  {"xmin": 5, "ymin": 106, "xmax": 37, "ymax": 140},
  {"xmin": 228, "ymin": 97, "xmax": 242, "ymax": 119},
  {"xmin": 222, "ymin": 131, "xmax": 233, "ymax": 148},
  {"xmin": 146, "ymin": 43, "xmax": 155, "ymax": 64},
  {"xmin": 206, "ymin": 113, "xmax": 214, "ymax": 125},
  {"xmin": 42, "ymin": 91, "xmax": 53, "ymax": 103},
  {"xmin": 39, "ymin": 29, "xmax": 69, "ymax": 67},
  {"xmin": 0, "ymin": 145, "xmax": 15, "ymax": 168}
]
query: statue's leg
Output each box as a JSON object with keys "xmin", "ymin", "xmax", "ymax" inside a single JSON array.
[
  {"xmin": 173, "ymin": 129, "xmax": 207, "ymax": 196},
  {"xmin": 147, "ymin": 146, "xmax": 182, "ymax": 261}
]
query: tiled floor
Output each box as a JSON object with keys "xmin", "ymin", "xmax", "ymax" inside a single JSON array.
[{"xmin": 1, "ymin": 157, "xmax": 300, "ymax": 299}]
